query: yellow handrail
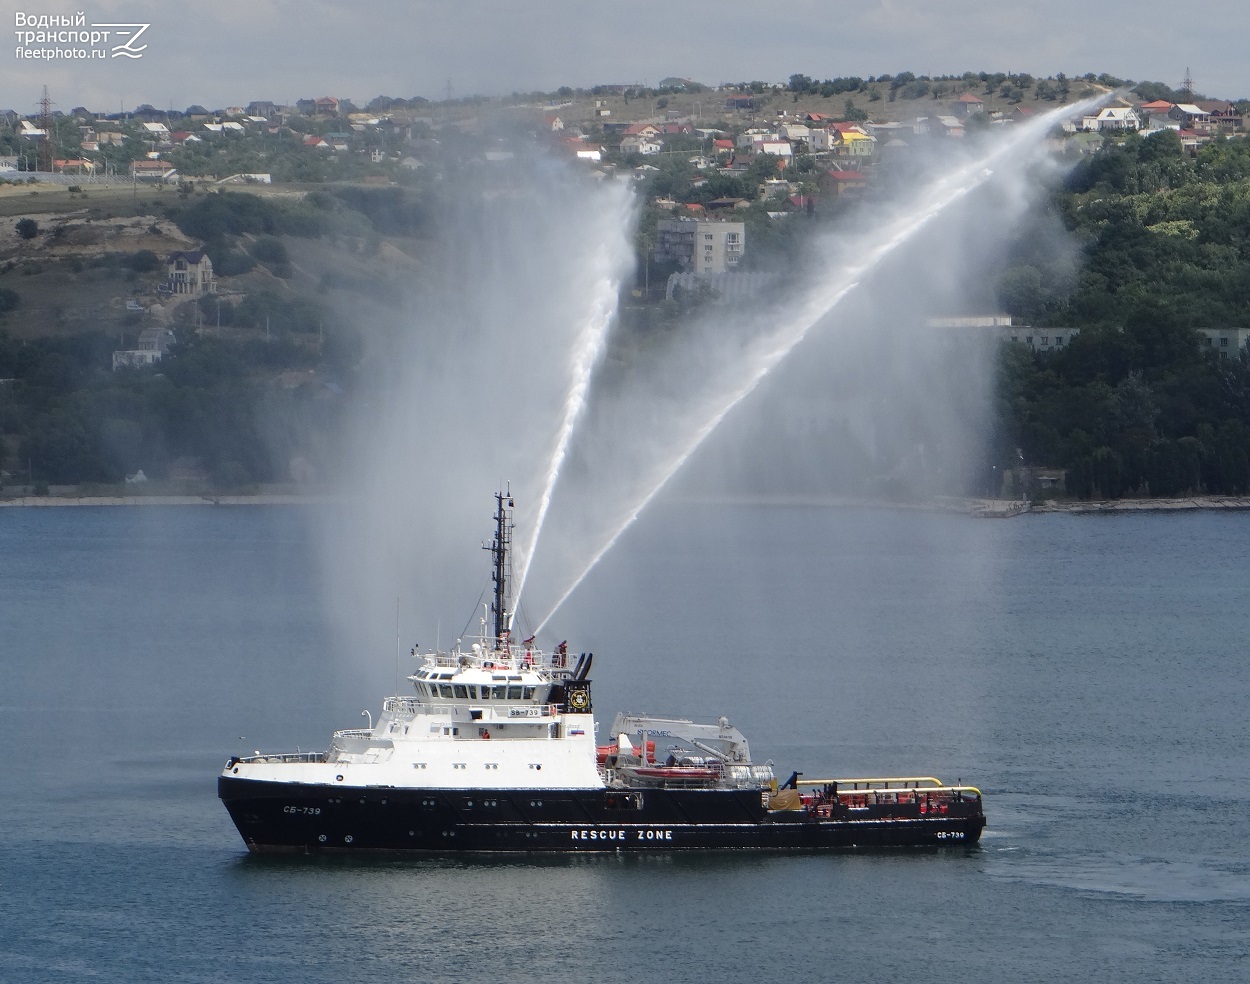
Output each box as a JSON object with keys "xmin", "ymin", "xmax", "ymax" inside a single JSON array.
[
  {"xmin": 796, "ymin": 776, "xmax": 944, "ymax": 788},
  {"xmin": 797, "ymin": 777, "xmax": 983, "ymax": 797}
]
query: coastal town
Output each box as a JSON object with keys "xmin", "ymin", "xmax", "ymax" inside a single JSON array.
[{"xmin": 2, "ymin": 70, "xmax": 1249, "ymax": 504}]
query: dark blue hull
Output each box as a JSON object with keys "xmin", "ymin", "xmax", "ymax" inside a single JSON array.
[{"xmin": 218, "ymin": 776, "xmax": 986, "ymax": 854}]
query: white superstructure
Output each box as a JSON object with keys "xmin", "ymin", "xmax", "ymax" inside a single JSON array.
[
  {"xmin": 226, "ymin": 636, "xmax": 603, "ymax": 790},
  {"xmin": 224, "ymin": 489, "xmax": 604, "ymax": 791}
]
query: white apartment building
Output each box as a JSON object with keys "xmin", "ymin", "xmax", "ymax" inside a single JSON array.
[{"xmin": 654, "ymin": 218, "xmax": 745, "ymax": 274}]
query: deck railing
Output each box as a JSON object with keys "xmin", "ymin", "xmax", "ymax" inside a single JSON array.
[
  {"xmin": 332, "ymin": 728, "xmax": 373, "ymax": 740},
  {"xmin": 232, "ymin": 751, "xmax": 326, "ymax": 765}
]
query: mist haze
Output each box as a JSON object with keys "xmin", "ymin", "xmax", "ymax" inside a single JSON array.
[
  {"xmin": 303, "ymin": 99, "xmax": 1100, "ymax": 690},
  {"xmin": 523, "ymin": 99, "xmax": 1100, "ymax": 632},
  {"xmin": 313, "ymin": 172, "xmax": 635, "ymax": 690}
]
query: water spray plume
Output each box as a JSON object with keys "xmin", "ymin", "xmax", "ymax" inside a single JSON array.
[
  {"xmin": 511, "ymin": 220, "xmax": 634, "ymax": 623},
  {"xmin": 533, "ymin": 94, "xmax": 1110, "ymax": 634},
  {"xmin": 313, "ymin": 174, "xmax": 635, "ymax": 689}
]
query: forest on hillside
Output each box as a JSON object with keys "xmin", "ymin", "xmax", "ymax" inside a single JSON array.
[{"xmin": 992, "ymin": 132, "xmax": 1250, "ymax": 497}]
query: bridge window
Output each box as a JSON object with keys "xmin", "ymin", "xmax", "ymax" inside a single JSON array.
[
  {"xmin": 507, "ymin": 686, "xmax": 522, "ymax": 700},
  {"xmin": 453, "ymin": 685, "xmax": 469, "ymax": 699}
]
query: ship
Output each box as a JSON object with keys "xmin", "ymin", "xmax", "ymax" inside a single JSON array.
[{"xmin": 218, "ymin": 491, "xmax": 986, "ymax": 853}]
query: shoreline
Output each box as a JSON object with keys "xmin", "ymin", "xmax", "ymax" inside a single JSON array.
[
  {"xmin": 1028, "ymin": 495, "xmax": 1250, "ymax": 515},
  {"xmin": 3, "ymin": 491, "xmax": 1250, "ymax": 514},
  {"xmin": 0, "ymin": 493, "xmax": 339, "ymax": 507}
]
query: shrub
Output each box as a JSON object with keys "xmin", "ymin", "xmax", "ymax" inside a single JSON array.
[{"xmin": 129, "ymin": 250, "xmax": 162, "ymax": 272}]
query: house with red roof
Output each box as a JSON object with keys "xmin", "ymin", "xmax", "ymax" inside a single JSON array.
[
  {"xmin": 819, "ymin": 168, "xmax": 868, "ymax": 197},
  {"xmin": 624, "ymin": 122, "xmax": 662, "ymax": 139},
  {"xmin": 952, "ymin": 92, "xmax": 985, "ymax": 118},
  {"xmin": 53, "ymin": 158, "xmax": 94, "ymax": 173},
  {"xmin": 542, "ymin": 114, "xmax": 564, "ymax": 131}
]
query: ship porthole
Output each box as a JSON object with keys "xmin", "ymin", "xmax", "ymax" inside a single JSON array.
[
  {"xmin": 232, "ymin": 768, "xmax": 238, "ymax": 774},
  {"xmin": 318, "ymin": 834, "xmax": 327, "ymax": 843},
  {"xmin": 345, "ymin": 835, "xmax": 354, "ymax": 844},
  {"xmin": 336, "ymin": 774, "xmax": 344, "ymax": 782}
]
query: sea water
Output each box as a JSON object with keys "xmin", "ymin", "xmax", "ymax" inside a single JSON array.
[{"xmin": 2, "ymin": 503, "xmax": 1247, "ymax": 983}]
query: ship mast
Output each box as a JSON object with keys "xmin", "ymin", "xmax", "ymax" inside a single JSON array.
[{"xmin": 488, "ymin": 487, "xmax": 514, "ymax": 648}]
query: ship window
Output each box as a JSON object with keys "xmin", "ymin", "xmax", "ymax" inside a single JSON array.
[
  {"xmin": 492, "ymin": 685, "xmax": 507, "ymax": 699},
  {"xmin": 507, "ymin": 686, "xmax": 522, "ymax": 700},
  {"xmin": 453, "ymin": 685, "xmax": 469, "ymax": 699},
  {"xmin": 439, "ymin": 684, "xmax": 454, "ymax": 698},
  {"xmin": 523, "ymin": 687, "xmax": 535, "ymax": 700}
]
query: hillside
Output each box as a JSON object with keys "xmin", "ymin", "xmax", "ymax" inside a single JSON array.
[{"xmin": 2, "ymin": 73, "xmax": 1249, "ymax": 499}]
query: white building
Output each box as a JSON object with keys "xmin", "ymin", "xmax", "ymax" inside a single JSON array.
[
  {"xmin": 1083, "ymin": 107, "xmax": 1140, "ymax": 131},
  {"xmin": 1198, "ymin": 327, "xmax": 1250, "ymax": 358},
  {"xmin": 753, "ymin": 139, "xmax": 793, "ymax": 159},
  {"xmin": 736, "ymin": 128, "xmax": 777, "ymax": 150},
  {"xmin": 928, "ymin": 316, "xmax": 1076, "ymax": 353},
  {"xmin": 621, "ymin": 134, "xmax": 662, "ymax": 155},
  {"xmin": 112, "ymin": 327, "xmax": 176, "ymax": 370}
]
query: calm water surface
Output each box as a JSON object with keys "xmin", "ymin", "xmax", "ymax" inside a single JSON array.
[{"xmin": 2, "ymin": 503, "xmax": 1247, "ymax": 983}]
